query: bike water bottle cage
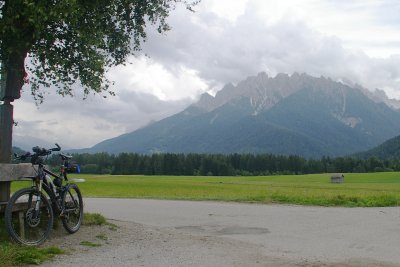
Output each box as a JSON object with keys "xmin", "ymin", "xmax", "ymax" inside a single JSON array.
[
  {"xmin": 5, "ymin": 142, "xmax": 84, "ymax": 246},
  {"xmin": 53, "ymin": 177, "xmax": 62, "ymax": 187}
]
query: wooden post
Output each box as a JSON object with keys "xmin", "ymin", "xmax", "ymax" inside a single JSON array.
[
  {"xmin": 0, "ymin": 100, "xmax": 14, "ymax": 202},
  {"xmin": 19, "ymin": 211, "xmax": 25, "ymax": 239},
  {"xmin": 0, "ymin": 163, "xmax": 37, "ymax": 212}
]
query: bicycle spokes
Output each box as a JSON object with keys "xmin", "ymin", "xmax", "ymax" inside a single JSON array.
[
  {"xmin": 5, "ymin": 189, "xmax": 54, "ymax": 245},
  {"xmin": 7, "ymin": 143, "xmax": 83, "ymax": 245},
  {"xmin": 61, "ymin": 184, "xmax": 83, "ymax": 234}
]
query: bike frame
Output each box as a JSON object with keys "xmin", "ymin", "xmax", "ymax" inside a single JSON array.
[
  {"xmin": 6, "ymin": 144, "xmax": 83, "ymax": 245},
  {"xmin": 28, "ymin": 157, "xmax": 73, "ymax": 216}
]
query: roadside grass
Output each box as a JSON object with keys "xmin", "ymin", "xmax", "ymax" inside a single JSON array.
[
  {"xmin": 83, "ymin": 212, "xmax": 107, "ymax": 225},
  {"xmin": 0, "ymin": 212, "xmax": 110, "ymax": 266},
  {"xmin": 0, "ymin": 217, "xmax": 64, "ymax": 266},
  {"xmin": 73, "ymin": 172, "xmax": 400, "ymax": 207},
  {"xmin": 10, "ymin": 172, "xmax": 400, "ymax": 207},
  {"xmin": 96, "ymin": 233, "xmax": 108, "ymax": 241},
  {"xmin": 79, "ymin": 241, "xmax": 101, "ymax": 247},
  {"xmin": 0, "ymin": 245, "xmax": 64, "ymax": 266},
  {"xmin": 80, "ymin": 213, "xmax": 112, "ymax": 247},
  {"xmin": 84, "ymin": 212, "xmax": 119, "ymax": 230}
]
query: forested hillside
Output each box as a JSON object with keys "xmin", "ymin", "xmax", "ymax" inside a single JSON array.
[
  {"xmin": 47, "ymin": 152, "xmax": 399, "ymax": 176},
  {"xmin": 354, "ymin": 135, "xmax": 400, "ymax": 159}
]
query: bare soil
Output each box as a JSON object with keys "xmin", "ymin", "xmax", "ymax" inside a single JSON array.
[{"xmin": 39, "ymin": 219, "xmax": 399, "ymax": 267}]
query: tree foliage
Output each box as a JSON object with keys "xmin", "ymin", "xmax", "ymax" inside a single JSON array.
[
  {"xmin": 0, "ymin": 0, "xmax": 197, "ymax": 101},
  {"xmin": 46, "ymin": 152, "xmax": 400, "ymax": 175}
]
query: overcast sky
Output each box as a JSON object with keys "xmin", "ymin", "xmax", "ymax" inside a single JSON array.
[{"xmin": 11, "ymin": 0, "xmax": 400, "ymax": 149}]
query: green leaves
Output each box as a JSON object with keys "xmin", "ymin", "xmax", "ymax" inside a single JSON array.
[{"xmin": 0, "ymin": 0, "xmax": 198, "ymax": 101}]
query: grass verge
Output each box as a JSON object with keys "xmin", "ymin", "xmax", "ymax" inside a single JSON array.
[
  {"xmin": 9, "ymin": 173, "xmax": 400, "ymax": 207},
  {"xmin": 83, "ymin": 212, "xmax": 119, "ymax": 230},
  {"xmin": 0, "ymin": 244, "xmax": 63, "ymax": 266},
  {"xmin": 79, "ymin": 241, "xmax": 101, "ymax": 247},
  {"xmin": 0, "ymin": 212, "xmax": 112, "ymax": 266},
  {"xmin": 60, "ymin": 173, "xmax": 400, "ymax": 207},
  {"xmin": 0, "ymin": 217, "xmax": 64, "ymax": 266}
]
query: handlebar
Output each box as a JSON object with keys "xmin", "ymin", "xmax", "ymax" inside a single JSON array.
[
  {"xmin": 14, "ymin": 143, "xmax": 63, "ymax": 161},
  {"xmin": 14, "ymin": 152, "xmax": 31, "ymax": 161},
  {"xmin": 52, "ymin": 143, "xmax": 61, "ymax": 151}
]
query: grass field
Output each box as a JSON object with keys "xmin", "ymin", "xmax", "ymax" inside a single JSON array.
[{"xmin": 11, "ymin": 172, "xmax": 400, "ymax": 207}]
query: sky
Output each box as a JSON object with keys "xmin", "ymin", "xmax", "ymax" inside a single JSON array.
[{"xmin": 9, "ymin": 0, "xmax": 400, "ymax": 149}]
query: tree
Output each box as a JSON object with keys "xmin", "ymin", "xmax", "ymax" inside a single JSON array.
[
  {"xmin": 1, "ymin": 0, "xmax": 198, "ymax": 98},
  {"xmin": 0, "ymin": 0, "xmax": 197, "ymax": 200}
]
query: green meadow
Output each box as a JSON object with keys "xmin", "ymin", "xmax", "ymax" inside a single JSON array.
[{"xmin": 11, "ymin": 172, "xmax": 400, "ymax": 207}]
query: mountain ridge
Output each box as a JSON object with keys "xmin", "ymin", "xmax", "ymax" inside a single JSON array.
[
  {"xmin": 76, "ymin": 72, "xmax": 400, "ymax": 157},
  {"xmin": 353, "ymin": 135, "xmax": 400, "ymax": 159},
  {"xmin": 195, "ymin": 72, "xmax": 400, "ymax": 114}
]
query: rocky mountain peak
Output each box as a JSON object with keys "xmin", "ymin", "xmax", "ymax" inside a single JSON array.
[
  {"xmin": 85, "ymin": 71, "xmax": 400, "ymax": 157},
  {"xmin": 196, "ymin": 92, "xmax": 215, "ymax": 111},
  {"xmin": 194, "ymin": 72, "xmax": 320, "ymax": 113},
  {"xmin": 361, "ymin": 88, "xmax": 400, "ymax": 109},
  {"xmin": 193, "ymin": 72, "xmax": 400, "ymax": 113}
]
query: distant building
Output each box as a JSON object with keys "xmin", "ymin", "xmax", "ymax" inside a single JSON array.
[{"xmin": 331, "ymin": 174, "xmax": 344, "ymax": 183}]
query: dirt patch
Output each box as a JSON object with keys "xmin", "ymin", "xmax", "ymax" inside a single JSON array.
[
  {"xmin": 43, "ymin": 220, "xmax": 123, "ymax": 252},
  {"xmin": 39, "ymin": 220, "xmax": 400, "ymax": 267}
]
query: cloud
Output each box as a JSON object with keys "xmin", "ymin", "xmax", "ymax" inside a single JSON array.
[
  {"xmin": 141, "ymin": 0, "xmax": 400, "ymax": 96},
  {"xmin": 13, "ymin": 86, "xmax": 191, "ymax": 148},
  {"xmin": 107, "ymin": 56, "xmax": 208, "ymax": 101},
  {"xmin": 11, "ymin": 0, "xmax": 400, "ymax": 149}
]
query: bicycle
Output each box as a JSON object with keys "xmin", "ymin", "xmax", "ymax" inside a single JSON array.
[{"xmin": 4, "ymin": 144, "xmax": 83, "ymax": 246}]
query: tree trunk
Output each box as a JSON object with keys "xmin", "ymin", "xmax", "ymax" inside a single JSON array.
[
  {"xmin": 0, "ymin": 53, "xmax": 26, "ymax": 202},
  {"xmin": 2, "ymin": 52, "xmax": 26, "ymax": 101},
  {"xmin": 0, "ymin": 101, "xmax": 13, "ymax": 202},
  {"xmin": 0, "ymin": 0, "xmax": 33, "ymax": 201}
]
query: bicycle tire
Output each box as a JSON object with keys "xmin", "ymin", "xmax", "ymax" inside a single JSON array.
[
  {"xmin": 5, "ymin": 188, "xmax": 54, "ymax": 246},
  {"xmin": 60, "ymin": 184, "xmax": 83, "ymax": 234}
]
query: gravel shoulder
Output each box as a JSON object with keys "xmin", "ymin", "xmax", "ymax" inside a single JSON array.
[
  {"xmin": 40, "ymin": 217, "xmax": 400, "ymax": 267},
  {"xmin": 34, "ymin": 198, "xmax": 400, "ymax": 266}
]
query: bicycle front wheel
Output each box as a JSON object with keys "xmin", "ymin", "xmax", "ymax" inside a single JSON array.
[
  {"xmin": 61, "ymin": 184, "xmax": 83, "ymax": 234},
  {"xmin": 5, "ymin": 188, "xmax": 54, "ymax": 246}
]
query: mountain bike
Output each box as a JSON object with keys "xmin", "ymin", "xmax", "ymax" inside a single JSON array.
[{"xmin": 4, "ymin": 144, "xmax": 83, "ymax": 245}]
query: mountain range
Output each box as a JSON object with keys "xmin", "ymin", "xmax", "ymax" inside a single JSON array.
[
  {"xmin": 13, "ymin": 134, "xmax": 57, "ymax": 152},
  {"xmin": 76, "ymin": 72, "xmax": 400, "ymax": 158},
  {"xmin": 353, "ymin": 134, "xmax": 400, "ymax": 159}
]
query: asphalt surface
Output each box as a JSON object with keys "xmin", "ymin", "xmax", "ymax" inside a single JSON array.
[{"xmin": 82, "ymin": 198, "xmax": 400, "ymax": 266}]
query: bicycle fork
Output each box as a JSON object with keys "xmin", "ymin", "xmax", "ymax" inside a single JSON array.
[{"xmin": 33, "ymin": 178, "xmax": 43, "ymax": 218}]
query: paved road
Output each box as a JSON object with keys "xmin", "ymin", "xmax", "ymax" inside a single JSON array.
[{"xmin": 84, "ymin": 198, "xmax": 400, "ymax": 265}]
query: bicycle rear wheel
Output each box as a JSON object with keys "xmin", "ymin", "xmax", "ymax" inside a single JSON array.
[
  {"xmin": 61, "ymin": 184, "xmax": 83, "ymax": 233},
  {"xmin": 5, "ymin": 188, "xmax": 54, "ymax": 246}
]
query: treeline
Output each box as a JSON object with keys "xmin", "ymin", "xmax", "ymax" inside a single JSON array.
[{"xmin": 47, "ymin": 152, "xmax": 400, "ymax": 175}]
